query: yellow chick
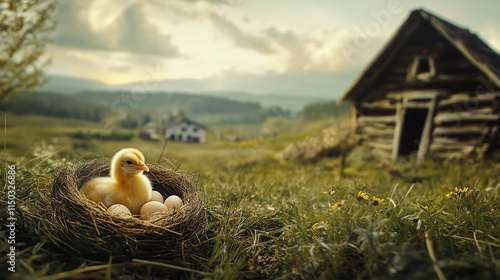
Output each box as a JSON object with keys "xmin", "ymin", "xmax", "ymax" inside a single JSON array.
[{"xmin": 81, "ymin": 148, "xmax": 152, "ymax": 215}]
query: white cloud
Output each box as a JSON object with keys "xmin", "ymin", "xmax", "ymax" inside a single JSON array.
[
  {"xmin": 45, "ymin": 0, "xmax": 500, "ymax": 86},
  {"xmin": 208, "ymin": 11, "xmax": 276, "ymax": 55},
  {"xmin": 51, "ymin": 0, "xmax": 180, "ymax": 57}
]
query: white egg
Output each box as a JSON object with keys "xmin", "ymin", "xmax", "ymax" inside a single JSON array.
[
  {"xmin": 140, "ymin": 201, "xmax": 168, "ymax": 220},
  {"xmin": 108, "ymin": 204, "xmax": 132, "ymax": 217},
  {"xmin": 164, "ymin": 195, "xmax": 183, "ymax": 211},
  {"xmin": 151, "ymin": 190, "xmax": 163, "ymax": 203}
]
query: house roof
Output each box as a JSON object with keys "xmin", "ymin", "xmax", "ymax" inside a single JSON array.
[
  {"xmin": 165, "ymin": 117, "xmax": 209, "ymax": 131},
  {"xmin": 339, "ymin": 9, "xmax": 500, "ymax": 102}
]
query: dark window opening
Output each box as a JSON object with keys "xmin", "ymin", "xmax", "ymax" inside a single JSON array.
[
  {"xmin": 181, "ymin": 127, "xmax": 187, "ymax": 132},
  {"xmin": 177, "ymin": 134, "xmax": 182, "ymax": 140},
  {"xmin": 170, "ymin": 134, "xmax": 175, "ymax": 140},
  {"xmin": 193, "ymin": 128, "xmax": 198, "ymax": 132},
  {"xmin": 409, "ymin": 56, "xmax": 435, "ymax": 81},
  {"xmin": 417, "ymin": 58, "xmax": 430, "ymax": 74},
  {"xmin": 398, "ymin": 108, "xmax": 428, "ymax": 156}
]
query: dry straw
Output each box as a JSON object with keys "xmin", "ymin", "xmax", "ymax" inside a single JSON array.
[
  {"xmin": 40, "ymin": 158, "xmax": 213, "ymax": 261},
  {"xmin": 277, "ymin": 124, "xmax": 354, "ymax": 160}
]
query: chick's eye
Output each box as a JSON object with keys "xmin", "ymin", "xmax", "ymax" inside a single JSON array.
[{"xmin": 125, "ymin": 160, "xmax": 133, "ymax": 165}]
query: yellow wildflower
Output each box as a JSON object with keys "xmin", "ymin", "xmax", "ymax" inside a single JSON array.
[
  {"xmin": 447, "ymin": 187, "xmax": 473, "ymax": 199},
  {"xmin": 416, "ymin": 203, "xmax": 430, "ymax": 212},
  {"xmin": 332, "ymin": 200, "xmax": 346, "ymax": 210},
  {"xmin": 372, "ymin": 196, "xmax": 385, "ymax": 206},
  {"xmin": 357, "ymin": 191, "xmax": 370, "ymax": 201},
  {"xmin": 323, "ymin": 189, "xmax": 336, "ymax": 196}
]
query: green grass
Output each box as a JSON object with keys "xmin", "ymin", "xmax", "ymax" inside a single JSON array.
[{"xmin": 1, "ymin": 116, "xmax": 500, "ymax": 279}]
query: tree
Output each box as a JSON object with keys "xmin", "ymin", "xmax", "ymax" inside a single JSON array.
[
  {"xmin": 142, "ymin": 114, "xmax": 152, "ymax": 126},
  {"xmin": 0, "ymin": 0, "xmax": 56, "ymax": 103}
]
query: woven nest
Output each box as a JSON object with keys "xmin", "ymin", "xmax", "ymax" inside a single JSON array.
[{"xmin": 41, "ymin": 159, "xmax": 213, "ymax": 261}]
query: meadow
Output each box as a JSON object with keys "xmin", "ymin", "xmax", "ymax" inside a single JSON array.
[{"xmin": 1, "ymin": 113, "xmax": 500, "ymax": 280}]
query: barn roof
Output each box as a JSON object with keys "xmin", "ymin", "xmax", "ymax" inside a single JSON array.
[
  {"xmin": 165, "ymin": 117, "xmax": 209, "ymax": 131},
  {"xmin": 340, "ymin": 9, "xmax": 500, "ymax": 102}
]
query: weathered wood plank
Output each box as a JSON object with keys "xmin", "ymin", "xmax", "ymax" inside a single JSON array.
[
  {"xmin": 357, "ymin": 126, "xmax": 394, "ymax": 136},
  {"xmin": 384, "ymin": 91, "xmax": 405, "ymax": 100},
  {"xmin": 434, "ymin": 112, "xmax": 499, "ymax": 124},
  {"xmin": 432, "ymin": 136, "xmax": 480, "ymax": 145},
  {"xmin": 433, "ymin": 74, "xmax": 482, "ymax": 82},
  {"xmin": 430, "ymin": 143, "xmax": 476, "ymax": 151},
  {"xmin": 360, "ymin": 109, "xmax": 397, "ymax": 116},
  {"xmin": 438, "ymin": 92, "xmax": 500, "ymax": 107},
  {"xmin": 361, "ymin": 99, "xmax": 397, "ymax": 110},
  {"xmin": 358, "ymin": 131, "xmax": 394, "ymax": 140},
  {"xmin": 433, "ymin": 126, "xmax": 490, "ymax": 136},
  {"xmin": 431, "ymin": 143, "xmax": 489, "ymax": 158},
  {"xmin": 436, "ymin": 108, "xmax": 493, "ymax": 115},
  {"xmin": 358, "ymin": 115, "xmax": 396, "ymax": 124},
  {"xmin": 357, "ymin": 122, "xmax": 395, "ymax": 129},
  {"xmin": 386, "ymin": 90, "xmax": 446, "ymax": 101}
]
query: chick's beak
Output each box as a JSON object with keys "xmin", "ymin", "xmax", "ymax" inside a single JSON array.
[{"xmin": 137, "ymin": 161, "xmax": 149, "ymax": 172}]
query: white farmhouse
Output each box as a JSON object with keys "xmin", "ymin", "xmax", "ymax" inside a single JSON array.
[{"xmin": 165, "ymin": 117, "xmax": 208, "ymax": 144}]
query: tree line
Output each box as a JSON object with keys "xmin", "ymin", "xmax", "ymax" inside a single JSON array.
[
  {"xmin": 0, "ymin": 92, "xmax": 104, "ymax": 122},
  {"xmin": 298, "ymin": 100, "xmax": 351, "ymax": 121},
  {"xmin": 71, "ymin": 91, "xmax": 263, "ymax": 115},
  {"xmin": 0, "ymin": 91, "xmax": 291, "ymax": 127}
]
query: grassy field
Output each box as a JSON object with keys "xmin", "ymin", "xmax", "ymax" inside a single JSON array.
[{"xmin": 1, "ymin": 114, "xmax": 500, "ymax": 279}]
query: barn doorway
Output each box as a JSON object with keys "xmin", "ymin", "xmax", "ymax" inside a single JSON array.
[
  {"xmin": 398, "ymin": 108, "xmax": 429, "ymax": 156},
  {"xmin": 392, "ymin": 91, "xmax": 440, "ymax": 161}
]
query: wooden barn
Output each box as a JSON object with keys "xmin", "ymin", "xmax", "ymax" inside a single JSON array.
[{"xmin": 339, "ymin": 9, "xmax": 500, "ymax": 161}]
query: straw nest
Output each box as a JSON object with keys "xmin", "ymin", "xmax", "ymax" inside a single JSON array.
[{"xmin": 41, "ymin": 159, "xmax": 213, "ymax": 261}]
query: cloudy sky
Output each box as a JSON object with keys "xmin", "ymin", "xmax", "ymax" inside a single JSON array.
[{"xmin": 45, "ymin": 0, "xmax": 500, "ymax": 94}]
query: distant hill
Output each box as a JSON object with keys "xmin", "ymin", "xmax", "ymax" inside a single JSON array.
[
  {"xmin": 205, "ymin": 90, "xmax": 326, "ymax": 112},
  {"xmin": 71, "ymin": 91, "xmax": 263, "ymax": 116},
  {"xmin": 1, "ymin": 91, "xmax": 291, "ymax": 126},
  {"xmin": 40, "ymin": 71, "xmax": 355, "ymax": 112},
  {"xmin": 115, "ymin": 71, "xmax": 353, "ymax": 99},
  {"xmin": 40, "ymin": 74, "xmax": 112, "ymax": 94}
]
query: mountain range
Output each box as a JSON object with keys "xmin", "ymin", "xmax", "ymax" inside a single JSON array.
[{"xmin": 39, "ymin": 71, "xmax": 356, "ymax": 112}]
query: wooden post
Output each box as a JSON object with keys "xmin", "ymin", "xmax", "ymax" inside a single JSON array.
[
  {"xmin": 417, "ymin": 96, "xmax": 437, "ymax": 163},
  {"xmin": 392, "ymin": 102, "xmax": 404, "ymax": 161}
]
